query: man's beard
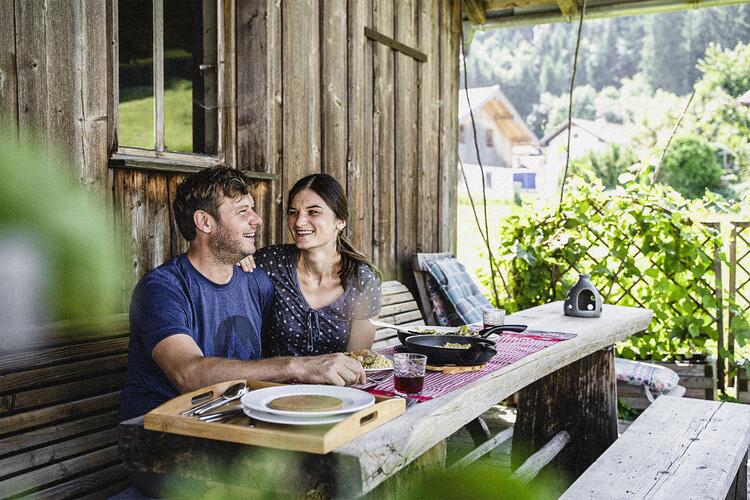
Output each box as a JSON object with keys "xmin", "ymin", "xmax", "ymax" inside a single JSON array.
[{"xmin": 209, "ymin": 221, "xmax": 250, "ymax": 265}]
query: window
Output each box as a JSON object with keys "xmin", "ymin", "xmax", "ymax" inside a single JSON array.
[
  {"xmin": 485, "ymin": 128, "xmax": 494, "ymax": 147},
  {"xmin": 459, "ymin": 124, "xmax": 465, "ymax": 143},
  {"xmin": 117, "ymin": 0, "xmax": 223, "ymax": 161}
]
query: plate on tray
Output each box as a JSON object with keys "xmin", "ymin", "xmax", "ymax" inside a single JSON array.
[
  {"xmin": 241, "ymin": 384, "xmax": 375, "ymax": 418},
  {"xmin": 242, "ymin": 406, "xmax": 348, "ymax": 426}
]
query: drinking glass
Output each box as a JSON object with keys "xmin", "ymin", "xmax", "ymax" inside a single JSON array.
[
  {"xmin": 393, "ymin": 353, "xmax": 427, "ymax": 396},
  {"xmin": 483, "ymin": 308, "xmax": 506, "ymax": 329}
]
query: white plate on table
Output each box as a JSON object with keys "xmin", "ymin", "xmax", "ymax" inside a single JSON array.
[
  {"xmin": 242, "ymin": 406, "xmax": 348, "ymax": 426},
  {"xmin": 240, "ymin": 384, "xmax": 375, "ymax": 418}
]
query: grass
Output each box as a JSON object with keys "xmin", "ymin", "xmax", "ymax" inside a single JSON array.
[{"xmin": 118, "ymin": 79, "xmax": 194, "ymax": 152}]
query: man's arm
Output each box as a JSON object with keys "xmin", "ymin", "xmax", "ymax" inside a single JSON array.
[{"xmin": 152, "ymin": 334, "xmax": 366, "ymax": 393}]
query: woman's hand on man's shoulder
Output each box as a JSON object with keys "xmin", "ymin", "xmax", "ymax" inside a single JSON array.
[{"xmin": 237, "ymin": 255, "xmax": 256, "ymax": 273}]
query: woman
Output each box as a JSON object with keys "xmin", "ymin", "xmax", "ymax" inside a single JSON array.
[{"xmin": 242, "ymin": 173, "xmax": 382, "ymax": 357}]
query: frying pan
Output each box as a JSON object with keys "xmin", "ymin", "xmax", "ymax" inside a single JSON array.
[
  {"xmin": 396, "ymin": 324, "xmax": 528, "ymax": 346},
  {"xmin": 404, "ymin": 334, "xmax": 498, "ymax": 366}
]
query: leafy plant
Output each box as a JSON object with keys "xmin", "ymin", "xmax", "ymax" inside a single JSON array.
[
  {"xmin": 480, "ymin": 170, "xmax": 746, "ymax": 360},
  {"xmin": 570, "ymin": 144, "xmax": 639, "ymax": 190},
  {"xmin": 659, "ymin": 135, "xmax": 725, "ymax": 199}
]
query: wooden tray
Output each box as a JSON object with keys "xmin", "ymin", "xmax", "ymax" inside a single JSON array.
[{"xmin": 144, "ymin": 380, "xmax": 405, "ymax": 454}]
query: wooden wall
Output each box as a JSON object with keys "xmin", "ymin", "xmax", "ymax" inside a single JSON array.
[
  {"xmin": 0, "ymin": 0, "xmax": 460, "ymax": 299},
  {"xmin": 238, "ymin": 0, "xmax": 461, "ymax": 287}
]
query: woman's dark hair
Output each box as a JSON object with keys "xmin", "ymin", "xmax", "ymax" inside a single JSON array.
[
  {"xmin": 288, "ymin": 173, "xmax": 382, "ymax": 289},
  {"xmin": 174, "ymin": 167, "xmax": 251, "ymax": 241}
]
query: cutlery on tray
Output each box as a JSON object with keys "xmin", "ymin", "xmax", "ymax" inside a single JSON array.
[{"xmin": 180, "ymin": 382, "xmax": 248, "ymax": 416}]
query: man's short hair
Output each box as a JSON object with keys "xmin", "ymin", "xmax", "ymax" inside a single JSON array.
[{"xmin": 173, "ymin": 167, "xmax": 251, "ymax": 241}]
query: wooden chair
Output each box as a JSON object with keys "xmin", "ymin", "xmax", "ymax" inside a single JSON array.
[
  {"xmin": 411, "ymin": 252, "xmax": 457, "ymax": 326},
  {"xmin": 0, "ymin": 316, "xmax": 131, "ymax": 498},
  {"xmin": 372, "ymin": 280, "xmax": 426, "ymax": 350}
]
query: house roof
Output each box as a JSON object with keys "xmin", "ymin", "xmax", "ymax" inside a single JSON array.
[
  {"xmin": 539, "ymin": 118, "xmax": 635, "ymax": 147},
  {"xmin": 458, "ymin": 84, "xmax": 538, "ymax": 145},
  {"xmin": 740, "ymin": 89, "xmax": 750, "ymax": 106}
]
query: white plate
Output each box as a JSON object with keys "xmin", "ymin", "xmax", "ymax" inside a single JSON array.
[
  {"xmin": 363, "ymin": 354, "xmax": 393, "ymax": 373},
  {"xmin": 243, "ymin": 406, "xmax": 348, "ymax": 426},
  {"xmin": 240, "ymin": 385, "xmax": 375, "ymax": 418}
]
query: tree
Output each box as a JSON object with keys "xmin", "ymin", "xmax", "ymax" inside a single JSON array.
[
  {"xmin": 570, "ymin": 144, "xmax": 639, "ymax": 189},
  {"xmin": 640, "ymin": 12, "xmax": 691, "ymax": 94},
  {"xmin": 659, "ymin": 135, "xmax": 724, "ymax": 199}
]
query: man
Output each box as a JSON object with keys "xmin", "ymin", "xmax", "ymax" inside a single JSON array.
[{"xmin": 120, "ymin": 167, "xmax": 365, "ymax": 422}]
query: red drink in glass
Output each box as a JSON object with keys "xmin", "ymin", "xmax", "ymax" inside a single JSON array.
[{"xmin": 394, "ymin": 375, "xmax": 424, "ymax": 395}]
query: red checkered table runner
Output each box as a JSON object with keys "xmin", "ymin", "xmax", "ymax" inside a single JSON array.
[{"xmin": 355, "ymin": 330, "xmax": 576, "ymax": 401}]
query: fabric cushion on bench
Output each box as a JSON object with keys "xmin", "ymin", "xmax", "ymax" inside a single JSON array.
[
  {"xmin": 423, "ymin": 273, "xmax": 463, "ymax": 326},
  {"xmin": 424, "ymin": 257, "xmax": 493, "ymax": 325}
]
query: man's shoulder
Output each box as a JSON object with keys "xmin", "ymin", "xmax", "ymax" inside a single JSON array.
[
  {"xmin": 136, "ymin": 255, "xmax": 188, "ymax": 290},
  {"xmin": 240, "ymin": 265, "xmax": 274, "ymax": 296}
]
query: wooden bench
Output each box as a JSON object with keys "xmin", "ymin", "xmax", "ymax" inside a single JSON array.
[
  {"xmin": 562, "ymin": 396, "xmax": 750, "ymax": 499},
  {"xmin": 372, "ymin": 280, "xmax": 426, "ymax": 349},
  {"xmin": 0, "ymin": 315, "xmax": 130, "ymax": 499}
]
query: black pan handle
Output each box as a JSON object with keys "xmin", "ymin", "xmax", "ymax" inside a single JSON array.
[{"xmin": 477, "ymin": 324, "xmax": 528, "ymax": 338}]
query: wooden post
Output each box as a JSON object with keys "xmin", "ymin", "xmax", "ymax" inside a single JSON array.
[{"xmin": 511, "ymin": 346, "xmax": 617, "ymax": 485}]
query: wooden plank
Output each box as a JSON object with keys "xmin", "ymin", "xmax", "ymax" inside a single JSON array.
[
  {"xmin": 0, "ymin": 372, "xmax": 125, "ymax": 415},
  {"xmin": 0, "ymin": 392, "xmax": 120, "ymax": 436},
  {"xmin": 218, "ymin": 0, "xmax": 236, "ymax": 168},
  {"xmin": 0, "ymin": 0, "xmax": 18, "ymax": 132},
  {"xmin": 417, "ymin": 0, "xmax": 440, "ymax": 254},
  {"xmin": 347, "ymin": 0, "xmax": 373, "ymax": 258},
  {"xmin": 167, "ymin": 173, "xmax": 190, "ymax": 257},
  {"xmin": 266, "ymin": 0, "xmax": 283, "ymax": 245},
  {"xmin": 561, "ymin": 398, "xmax": 750, "ymax": 500},
  {"xmin": 463, "ymin": 0, "xmax": 487, "ymax": 25},
  {"xmin": 236, "ymin": 0, "xmax": 266, "ymax": 170},
  {"xmin": 510, "ymin": 430, "xmax": 570, "ymax": 483},
  {"xmin": 146, "ymin": 172, "xmax": 172, "ymax": 268},
  {"xmin": 381, "ymin": 291, "xmax": 416, "ymax": 306},
  {"xmin": 377, "ymin": 300, "xmax": 421, "ymax": 318},
  {"xmin": 76, "ymin": 0, "xmax": 110, "ymax": 196},
  {"xmin": 438, "ymin": 0, "xmax": 459, "ymax": 254},
  {"xmin": 0, "ymin": 445, "xmax": 121, "ymax": 498},
  {"xmin": 363, "ymin": 27, "xmax": 427, "ymax": 62},
  {"xmin": 115, "ymin": 168, "xmax": 149, "ymax": 299},
  {"xmin": 281, "ymin": 0, "xmax": 321, "ymax": 231},
  {"xmin": 372, "ymin": 0, "xmax": 396, "ymax": 279},
  {"xmin": 380, "ymin": 280, "xmax": 408, "ymax": 293},
  {"xmin": 14, "ymin": 0, "xmax": 47, "ymax": 141},
  {"xmin": 45, "ymin": 465, "xmax": 128, "ymax": 500},
  {"xmin": 120, "ymin": 302, "xmax": 653, "ymax": 496},
  {"xmin": 0, "ymin": 353, "xmax": 127, "ymax": 392},
  {"xmin": 0, "ymin": 337, "xmax": 128, "ymax": 374},
  {"xmin": 394, "ymin": 0, "xmax": 418, "ymax": 282},
  {"xmin": 321, "ymin": 0, "xmax": 348, "ymax": 182},
  {"xmin": 153, "ymin": 0, "xmax": 164, "ymax": 151},
  {"xmin": 106, "ymin": 0, "xmax": 117, "ymax": 154},
  {"xmin": 0, "ymin": 411, "xmax": 119, "ymax": 454},
  {"xmin": 0, "ymin": 427, "xmax": 118, "ymax": 477}
]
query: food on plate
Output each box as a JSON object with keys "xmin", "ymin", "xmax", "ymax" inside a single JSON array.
[
  {"xmin": 345, "ymin": 349, "xmax": 393, "ymax": 369},
  {"xmin": 441, "ymin": 342, "xmax": 471, "ymax": 349},
  {"xmin": 268, "ymin": 395, "xmax": 343, "ymax": 412}
]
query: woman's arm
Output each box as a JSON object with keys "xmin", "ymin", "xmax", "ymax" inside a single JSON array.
[{"xmin": 346, "ymin": 318, "xmax": 377, "ymax": 351}]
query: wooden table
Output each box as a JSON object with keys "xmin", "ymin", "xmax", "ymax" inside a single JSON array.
[{"xmin": 119, "ymin": 301, "xmax": 652, "ymax": 497}]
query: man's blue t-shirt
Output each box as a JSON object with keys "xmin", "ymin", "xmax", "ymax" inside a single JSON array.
[{"xmin": 119, "ymin": 254, "xmax": 274, "ymax": 421}]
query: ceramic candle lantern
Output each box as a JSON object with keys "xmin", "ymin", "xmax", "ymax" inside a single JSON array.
[{"xmin": 564, "ymin": 274, "xmax": 602, "ymax": 318}]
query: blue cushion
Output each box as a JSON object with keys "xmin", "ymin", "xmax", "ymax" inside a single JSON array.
[{"xmin": 424, "ymin": 258, "xmax": 493, "ymax": 324}]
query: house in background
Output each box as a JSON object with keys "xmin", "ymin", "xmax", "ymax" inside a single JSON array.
[
  {"xmin": 539, "ymin": 118, "xmax": 636, "ymax": 193},
  {"xmin": 739, "ymin": 89, "xmax": 750, "ymax": 106},
  {"xmin": 457, "ymin": 85, "xmax": 541, "ymax": 200}
]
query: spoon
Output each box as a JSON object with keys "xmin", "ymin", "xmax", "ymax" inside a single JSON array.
[
  {"xmin": 369, "ymin": 319, "xmax": 418, "ymax": 334},
  {"xmin": 181, "ymin": 382, "xmax": 247, "ymax": 416}
]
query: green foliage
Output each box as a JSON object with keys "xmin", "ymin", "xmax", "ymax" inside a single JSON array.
[
  {"xmin": 660, "ymin": 135, "xmax": 724, "ymax": 199},
  {"xmin": 570, "ymin": 144, "xmax": 639, "ymax": 190},
  {"xmin": 0, "ymin": 127, "xmax": 121, "ymax": 323},
  {"xmin": 697, "ymin": 42, "xmax": 750, "ymax": 97},
  {"xmin": 482, "ymin": 172, "xmax": 744, "ymax": 360}
]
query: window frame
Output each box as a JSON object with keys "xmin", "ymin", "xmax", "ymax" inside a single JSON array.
[{"xmin": 109, "ymin": 0, "xmax": 236, "ymax": 173}]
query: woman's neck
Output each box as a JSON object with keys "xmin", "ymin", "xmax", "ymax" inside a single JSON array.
[{"xmin": 297, "ymin": 245, "xmax": 341, "ymax": 285}]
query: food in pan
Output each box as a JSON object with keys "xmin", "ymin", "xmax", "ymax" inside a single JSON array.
[
  {"xmin": 345, "ymin": 349, "xmax": 393, "ymax": 369},
  {"xmin": 418, "ymin": 325, "xmax": 472, "ymax": 336},
  {"xmin": 441, "ymin": 342, "xmax": 471, "ymax": 349}
]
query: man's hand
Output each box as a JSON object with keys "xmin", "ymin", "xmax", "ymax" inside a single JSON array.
[
  {"xmin": 237, "ymin": 255, "xmax": 256, "ymax": 272},
  {"xmin": 293, "ymin": 353, "xmax": 366, "ymax": 386}
]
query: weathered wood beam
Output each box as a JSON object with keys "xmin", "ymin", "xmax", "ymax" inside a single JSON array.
[
  {"xmin": 485, "ymin": 0, "xmax": 556, "ymax": 8},
  {"xmin": 364, "ymin": 27, "xmax": 427, "ymax": 62},
  {"xmin": 556, "ymin": 0, "xmax": 578, "ymax": 18},
  {"xmin": 450, "ymin": 427, "xmax": 514, "ymax": 469},
  {"xmin": 463, "ymin": 0, "xmax": 488, "ymax": 25},
  {"xmin": 482, "ymin": 0, "xmax": 750, "ymax": 28},
  {"xmin": 510, "ymin": 430, "xmax": 570, "ymax": 484}
]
